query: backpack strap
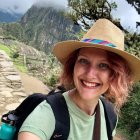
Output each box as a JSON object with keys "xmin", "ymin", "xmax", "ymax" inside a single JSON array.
[
  {"xmin": 92, "ymin": 101, "xmax": 101, "ymax": 140},
  {"xmin": 46, "ymin": 92, "xmax": 70, "ymax": 140},
  {"xmin": 15, "ymin": 93, "xmax": 46, "ymax": 116},
  {"xmin": 100, "ymin": 97, "xmax": 117, "ymax": 140},
  {"xmin": 13, "ymin": 93, "xmax": 47, "ymax": 140}
]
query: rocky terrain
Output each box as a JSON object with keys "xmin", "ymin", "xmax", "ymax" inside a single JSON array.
[{"xmin": 0, "ymin": 50, "xmax": 49, "ymax": 118}]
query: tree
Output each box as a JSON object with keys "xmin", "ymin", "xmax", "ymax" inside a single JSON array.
[
  {"xmin": 125, "ymin": 32, "xmax": 140, "ymax": 58},
  {"xmin": 126, "ymin": 0, "xmax": 140, "ymax": 14},
  {"xmin": 67, "ymin": 0, "xmax": 117, "ymax": 29},
  {"xmin": 118, "ymin": 82, "xmax": 140, "ymax": 138},
  {"xmin": 125, "ymin": 0, "xmax": 140, "ymax": 28},
  {"xmin": 67, "ymin": 0, "xmax": 127, "ymax": 31}
]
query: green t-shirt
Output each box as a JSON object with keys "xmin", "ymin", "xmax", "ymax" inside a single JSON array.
[{"xmin": 19, "ymin": 91, "xmax": 116, "ymax": 140}]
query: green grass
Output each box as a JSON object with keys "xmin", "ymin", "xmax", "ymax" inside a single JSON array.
[
  {"xmin": 0, "ymin": 44, "xmax": 12, "ymax": 56},
  {"xmin": 0, "ymin": 43, "xmax": 28, "ymax": 73},
  {"xmin": 13, "ymin": 59, "xmax": 28, "ymax": 73}
]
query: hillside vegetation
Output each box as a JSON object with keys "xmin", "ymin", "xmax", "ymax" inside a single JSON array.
[
  {"xmin": 0, "ymin": 6, "xmax": 81, "ymax": 53},
  {"xmin": 0, "ymin": 39, "xmax": 60, "ymax": 88},
  {"xmin": 0, "ymin": 42, "xmax": 27, "ymax": 72}
]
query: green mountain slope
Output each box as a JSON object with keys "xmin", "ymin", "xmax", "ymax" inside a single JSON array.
[{"xmin": 0, "ymin": 5, "xmax": 81, "ymax": 53}]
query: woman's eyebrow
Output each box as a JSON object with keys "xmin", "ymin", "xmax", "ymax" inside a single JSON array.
[{"xmin": 77, "ymin": 54, "xmax": 87, "ymax": 58}]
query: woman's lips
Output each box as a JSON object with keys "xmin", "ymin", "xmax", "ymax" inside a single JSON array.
[{"xmin": 81, "ymin": 80, "xmax": 101, "ymax": 88}]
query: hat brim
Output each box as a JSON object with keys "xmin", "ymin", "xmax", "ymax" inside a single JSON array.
[{"xmin": 53, "ymin": 40, "xmax": 140, "ymax": 82}]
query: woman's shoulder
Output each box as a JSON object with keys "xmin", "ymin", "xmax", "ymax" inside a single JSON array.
[{"xmin": 19, "ymin": 100, "xmax": 56, "ymax": 140}]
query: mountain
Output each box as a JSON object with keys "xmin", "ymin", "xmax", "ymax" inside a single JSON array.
[
  {"xmin": 0, "ymin": 9, "xmax": 22, "ymax": 22},
  {"xmin": 0, "ymin": 5, "xmax": 81, "ymax": 53},
  {"xmin": 20, "ymin": 5, "xmax": 81, "ymax": 53}
]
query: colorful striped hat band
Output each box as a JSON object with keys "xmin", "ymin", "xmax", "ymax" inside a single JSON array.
[{"xmin": 82, "ymin": 39, "xmax": 116, "ymax": 48}]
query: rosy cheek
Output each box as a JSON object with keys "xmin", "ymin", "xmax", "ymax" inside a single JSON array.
[{"xmin": 101, "ymin": 72, "xmax": 110, "ymax": 82}]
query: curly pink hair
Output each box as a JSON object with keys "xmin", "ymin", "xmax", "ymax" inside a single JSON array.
[{"xmin": 105, "ymin": 52, "xmax": 133, "ymax": 112}]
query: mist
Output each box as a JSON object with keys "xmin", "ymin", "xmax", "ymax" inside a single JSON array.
[
  {"xmin": 33, "ymin": 0, "xmax": 68, "ymax": 10},
  {"xmin": 0, "ymin": 0, "xmax": 68, "ymax": 14}
]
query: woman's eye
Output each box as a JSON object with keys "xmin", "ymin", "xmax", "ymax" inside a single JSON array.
[
  {"xmin": 98, "ymin": 63, "xmax": 110, "ymax": 70},
  {"xmin": 78, "ymin": 58, "xmax": 89, "ymax": 65}
]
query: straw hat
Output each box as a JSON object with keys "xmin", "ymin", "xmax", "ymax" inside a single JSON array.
[{"xmin": 53, "ymin": 18, "xmax": 140, "ymax": 82}]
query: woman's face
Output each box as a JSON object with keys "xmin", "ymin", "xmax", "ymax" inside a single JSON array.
[{"xmin": 73, "ymin": 47, "xmax": 111, "ymax": 101}]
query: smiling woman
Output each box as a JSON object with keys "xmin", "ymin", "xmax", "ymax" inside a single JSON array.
[
  {"xmin": 60, "ymin": 47, "xmax": 131, "ymax": 112},
  {"xmin": 18, "ymin": 19, "xmax": 140, "ymax": 140}
]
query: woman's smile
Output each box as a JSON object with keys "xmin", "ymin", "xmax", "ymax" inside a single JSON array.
[{"xmin": 81, "ymin": 80, "xmax": 101, "ymax": 89}]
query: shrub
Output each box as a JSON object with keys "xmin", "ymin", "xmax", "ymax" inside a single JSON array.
[
  {"xmin": 12, "ymin": 51, "xmax": 19, "ymax": 58},
  {"xmin": 118, "ymin": 82, "xmax": 140, "ymax": 138}
]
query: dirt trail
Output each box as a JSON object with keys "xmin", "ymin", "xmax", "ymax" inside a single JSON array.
[{"xmin": 19, "ymin": 72, "xmax": 50, "ymax": 95}]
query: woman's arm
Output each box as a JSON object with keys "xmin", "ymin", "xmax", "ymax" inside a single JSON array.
[
  {"xmin": 18, "ymin": 101, "xmax": 55, "ymax": 140},
  {"xmin": 18, "ymin": 132, "xmax": 41, "ymax": 140}
]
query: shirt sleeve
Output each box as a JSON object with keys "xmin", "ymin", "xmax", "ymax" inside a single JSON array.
[{"xmin": 19, "ymin": 100, "xmax": 55, "ymax": 140}]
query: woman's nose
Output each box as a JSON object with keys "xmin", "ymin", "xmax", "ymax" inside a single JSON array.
[{"xmin": 86, "ymin": 65, "xmax": 98, "ymax": 77}]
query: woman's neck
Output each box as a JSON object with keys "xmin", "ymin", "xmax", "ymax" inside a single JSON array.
[{"xmin": 69, "ymin": 89, "xmax": 99, "ymax": 116}]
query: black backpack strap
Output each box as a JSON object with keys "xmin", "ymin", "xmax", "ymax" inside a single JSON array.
[
  {"xmin": 13, "ymin": 93, "xmax": 47, "ymax": 140},
  {"xmin": 15, "ymin": 93, "xmax": 46, "ymax": 115},
  {"xmin": 46, "ymin": 92, "xmax": 70, "ymax": 140},
  {"xmin": 100, "ymin": 97, "xmax": 117, "ymax": 140}
]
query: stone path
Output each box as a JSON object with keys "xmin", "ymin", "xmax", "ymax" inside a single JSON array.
[
  {"xmin": 0, "ymin": 50, "xmax": 26, "ymax": 116},
  {"xmin": 0, "ymin": 50, "xmax": 49, "ymax": 118}
]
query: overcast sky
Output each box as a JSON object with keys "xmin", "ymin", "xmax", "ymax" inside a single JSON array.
[{"xmin": 0, "ymin": 0, "xmax": 140, "ymax": 32}]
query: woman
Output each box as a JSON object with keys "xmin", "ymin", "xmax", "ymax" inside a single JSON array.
[{"xmin": 18, "ymin": 19, "xmax": 140, "ymax": 140}]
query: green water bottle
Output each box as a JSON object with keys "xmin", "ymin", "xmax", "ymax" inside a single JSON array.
[{"xmin": 0, "ymin": 113, "xmax": 17, "ymax": 140}]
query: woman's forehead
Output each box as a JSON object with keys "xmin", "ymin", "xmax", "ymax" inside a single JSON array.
[{"xmin": 79, "ymin": 47, "xmax": 107, "ymax": 57}]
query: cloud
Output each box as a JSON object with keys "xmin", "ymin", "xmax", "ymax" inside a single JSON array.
[
  {"xmin": 33, "ymin": 0, "xmax": 68, "ymax": 10},
  {"xmin": 0, "ymin": 0, "xmax": 35, "ymax": 14},
  {"xmin": 0, "ymin": 0, "xmax": 68, "ymax": 14}
]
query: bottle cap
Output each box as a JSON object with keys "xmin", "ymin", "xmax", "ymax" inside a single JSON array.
[{"xmin": 1, "ymin": 112, "xmax": 18, "ymax": 126}]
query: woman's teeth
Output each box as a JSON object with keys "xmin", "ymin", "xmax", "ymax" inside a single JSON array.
[{"xmin": 82, "ymin": 80, "xmax": 100, "ymax": 87}]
